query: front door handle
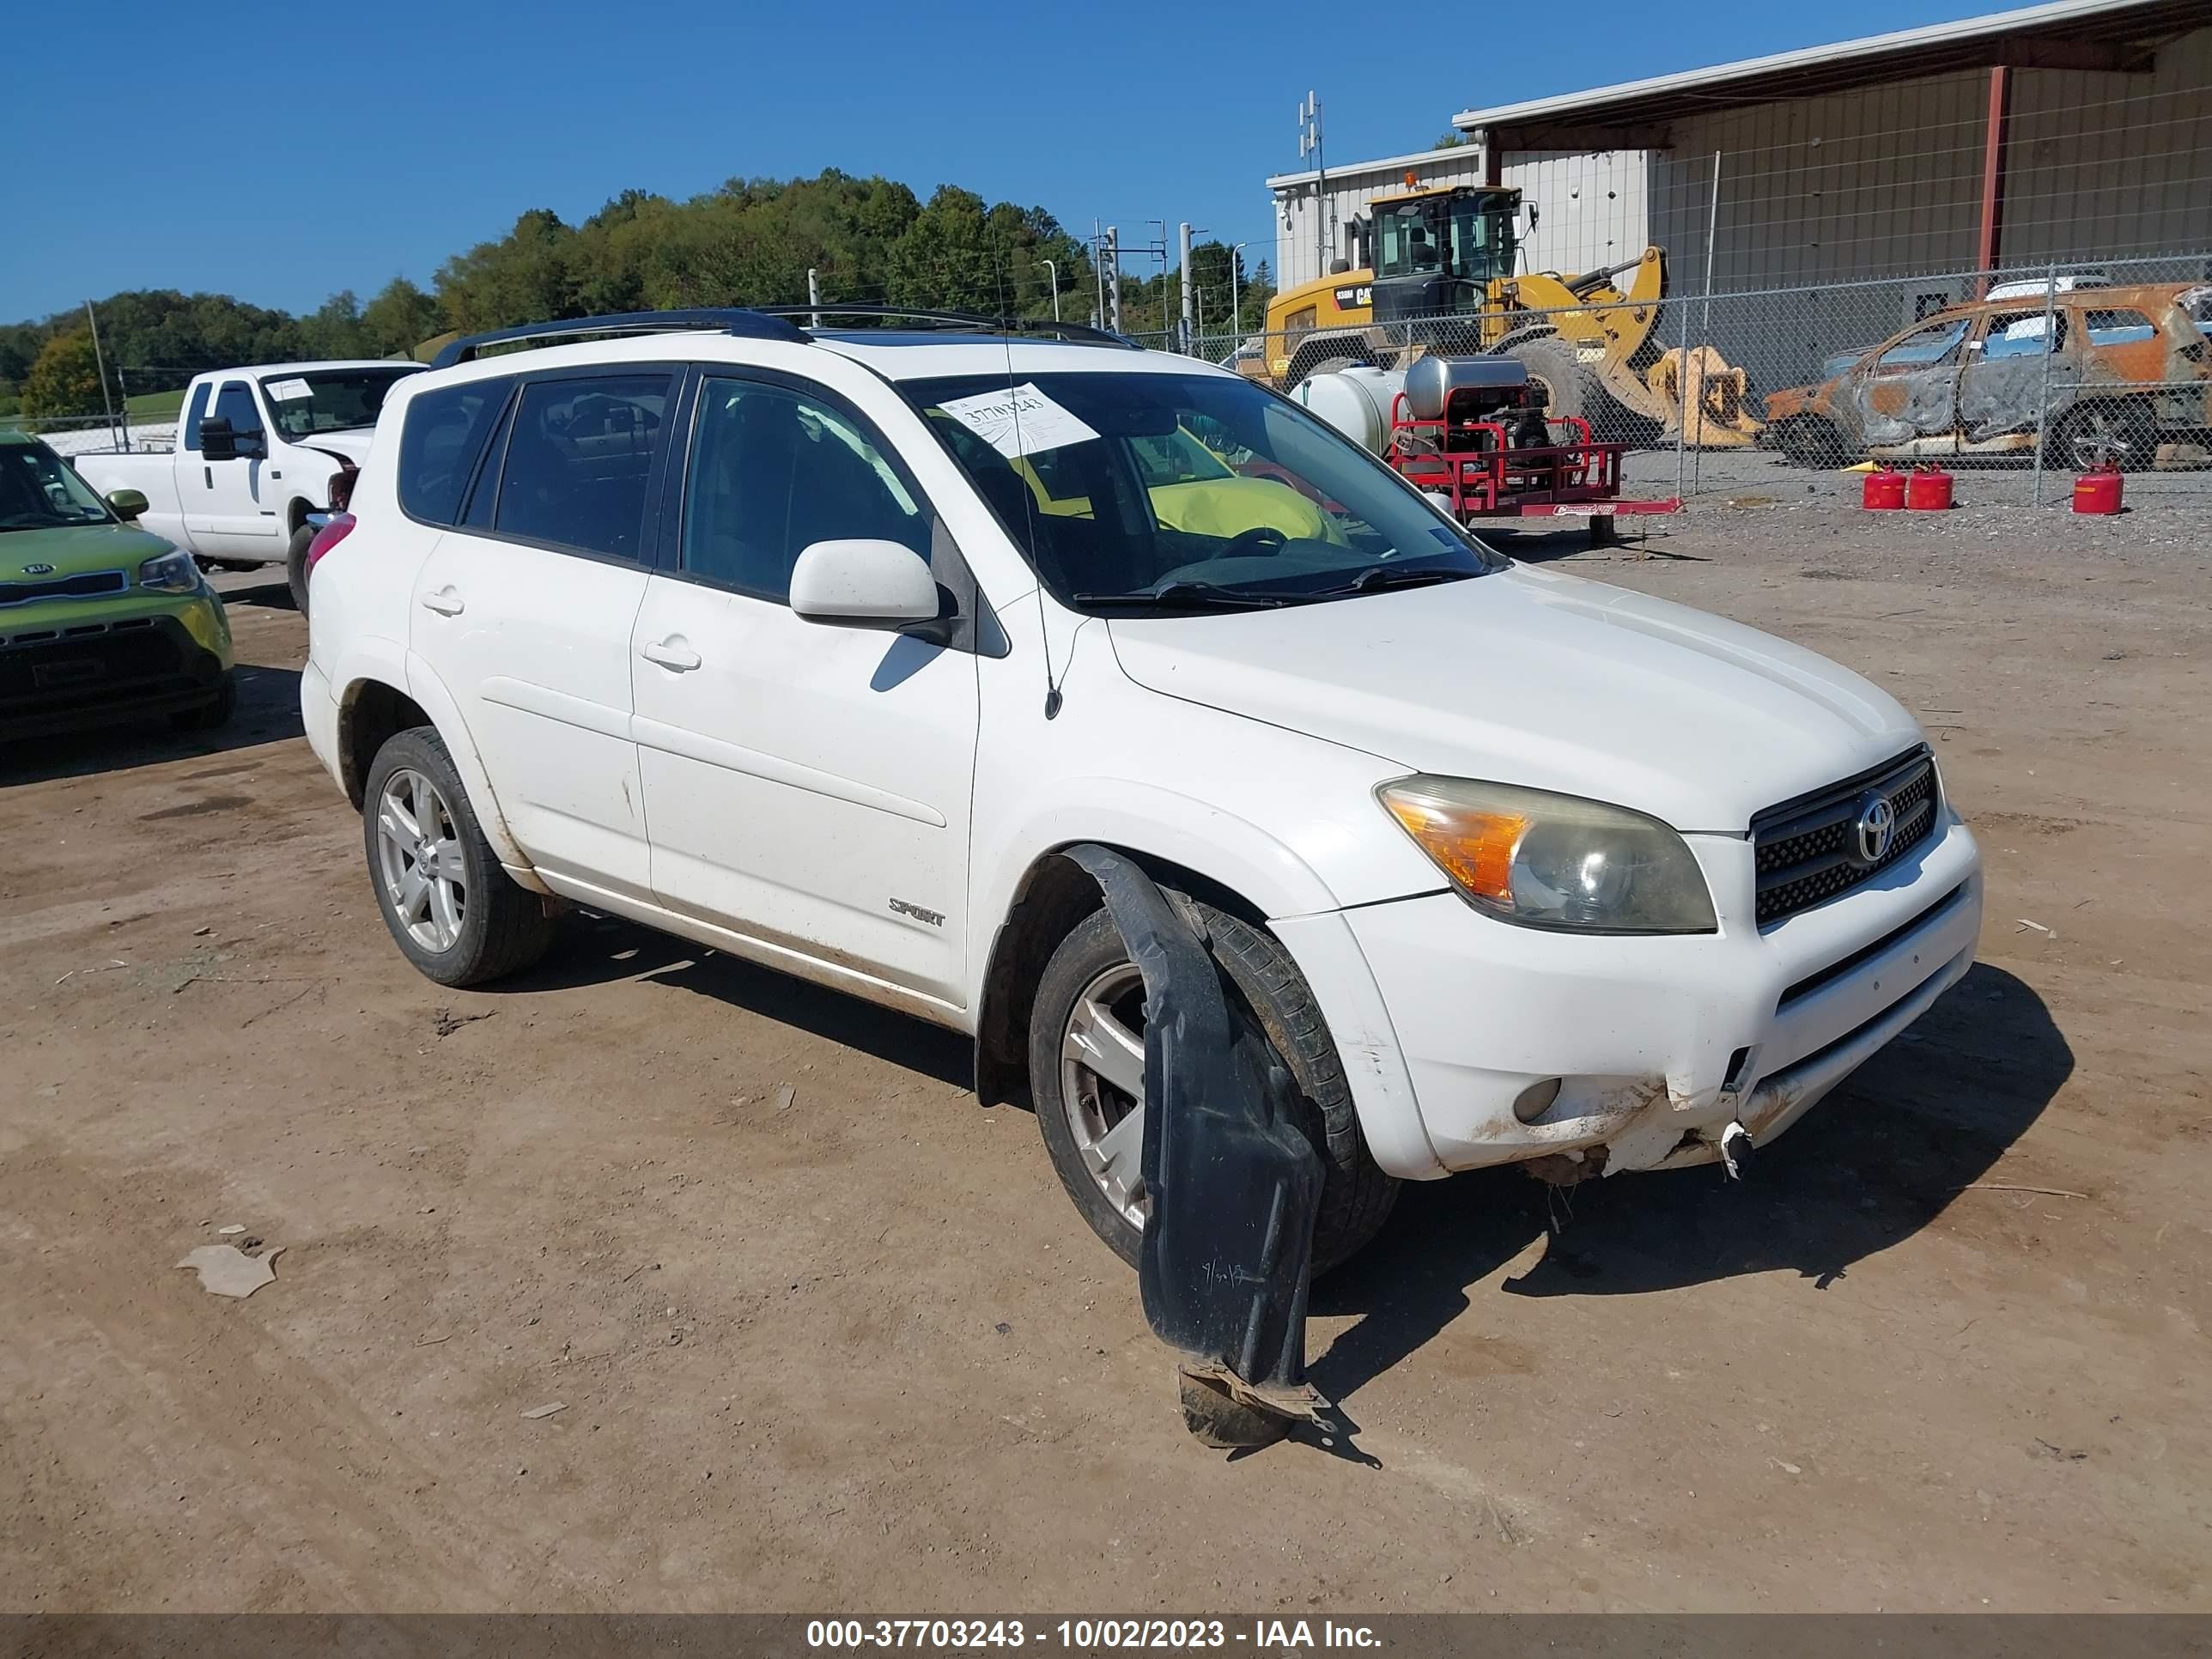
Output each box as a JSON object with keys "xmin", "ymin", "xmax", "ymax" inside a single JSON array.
[
  {"xmin": 641, "ymin": 637, "xmax": 702, "ymax": 672},
  {"xmin": 420, "ymin": 586, "xmax": 465, "ymax": 617}
]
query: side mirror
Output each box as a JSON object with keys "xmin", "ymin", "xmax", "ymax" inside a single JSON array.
[
  {"xmin": 788, "ymin": 539, "xmax": 943, "ymax": 633},
  {"xmin": 107, "ymin": 488, "xmax": 149, "ymax": 522},
  {"xmin": 199, "ymin": 417, "xmax": 238, "ymax": 460}
]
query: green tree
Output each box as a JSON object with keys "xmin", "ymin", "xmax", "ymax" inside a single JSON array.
[
  {"xmin": 21, "ymin": 331, "xmax": 106, "ymax": 418},
  {"xmin": 361, "ymin": 278, "xmax": 443, "ymax": 358},
  {"xmin": 1433, "ymin": 131, "xmax": 1472, "ymax": 149}
]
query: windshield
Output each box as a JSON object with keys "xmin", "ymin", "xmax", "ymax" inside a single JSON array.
[
  {"xmin": 1374, "ymin": 193, "xmax": 1514, "ymax": 285},
  {"xmin": 0, "ymin": 441, "xmax": 114, "ymax": 532},
  {"xmin": 902, "ymin": 370, "xmax": 1504, "ymax": 611},
  {"xmin": 258, "ymin": 367, "xmax": 422, "ymax": 440}
]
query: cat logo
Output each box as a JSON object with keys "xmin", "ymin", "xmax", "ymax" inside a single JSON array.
[{"xmin": 1332, "ymin": 283, "xmax": 1372, "ymax": 310}]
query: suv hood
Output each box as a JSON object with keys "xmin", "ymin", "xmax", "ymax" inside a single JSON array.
[
  {"xmin": 1104, "ymin": 564, "xmax": 1923, "ymax": 833},
  {"xmin": 3, "ymin": 521, "xmax": 177, "ymax": 580}
]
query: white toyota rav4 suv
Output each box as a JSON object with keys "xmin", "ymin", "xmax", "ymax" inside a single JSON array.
[{"xmin": 303, "ymin": 308, "xmax": 1983, "ymax": 1271}]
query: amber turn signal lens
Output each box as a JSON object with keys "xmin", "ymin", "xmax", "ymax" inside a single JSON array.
[{"xmin": 1381, "ymin": 793, "xmax": 1528, "ymax": 903}]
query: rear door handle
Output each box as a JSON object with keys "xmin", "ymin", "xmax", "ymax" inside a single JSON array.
[
  {"xmin": 641, "ymin": 637, "xmax": 702, "ymax": 672},
  {"xmin": 420, "ymin": 586, "xmax": 465, "ymax": 616}
]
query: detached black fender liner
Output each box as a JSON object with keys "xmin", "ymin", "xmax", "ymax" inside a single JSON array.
[{"xmin": 1060, "ymin": 844, "xmax": 1334, "ymax": 1447}]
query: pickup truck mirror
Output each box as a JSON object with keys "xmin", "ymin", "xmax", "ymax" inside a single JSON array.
[
  {"xmin": 106, "ymin": 488, "xmax": 149, "ymax": 522},
  {"xmin": 788, "ymin": 539, "xmax": 945, "ymax": 634},
  {"xmin": 198, "ymin": 418, "xmax": 265, "ymax": 462}
]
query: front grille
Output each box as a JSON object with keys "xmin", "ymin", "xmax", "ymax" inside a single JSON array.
[
  {"xmin": 0, "ymin": 569, "xmax": 128, "ymax": 606},
  {"xmin": 1753, "ymin": 747, "xmax": 1940, "ymax": 927},
  {"xmin": 0, "ymin": 623, "xmax": 190, "ymax": 709}
]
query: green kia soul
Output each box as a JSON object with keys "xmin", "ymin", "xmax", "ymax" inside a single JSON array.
[{"xmin": 0, "ymin": 430, "xmax": 234, "ymax": 740}]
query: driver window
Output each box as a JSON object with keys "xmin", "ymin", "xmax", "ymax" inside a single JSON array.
[
  {"xmin": 212, "ymin": 381, "xmax": 264, "ymax": 442},
  {"xmin": 682, "ymin": 377, "xmax": 930, "ymax": 603}
]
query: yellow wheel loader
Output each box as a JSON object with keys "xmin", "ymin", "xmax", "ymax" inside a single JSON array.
[{"xmin": 1259, "ymin": 181, "xmax": 1762, "ymax": 447}]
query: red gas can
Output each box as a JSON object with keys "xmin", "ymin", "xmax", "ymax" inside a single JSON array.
[
  {"xmin": 1905, "ymin": 466, "xmax": 1954, "ymax": 510},
  {"xmin": 2073, "ymin": 465, "xmax": 2124, "ymax": 514},
  {"xmin": 1861, "ymin": 468, "xmax": 1906, "ymax": 509}
]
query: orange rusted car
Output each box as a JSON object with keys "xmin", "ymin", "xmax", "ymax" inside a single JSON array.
[{"xmin": 1762, "ymin": 283, "xmax": 2212, "ymax": 470}]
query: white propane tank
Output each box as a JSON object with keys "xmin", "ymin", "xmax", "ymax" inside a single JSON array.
[{"xmin": 1290, "ymin": 365, "xmax": 1407, "ymax": 455}]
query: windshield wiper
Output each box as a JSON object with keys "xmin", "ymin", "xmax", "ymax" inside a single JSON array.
[
  {"xmin": 1071, "ymin": 580, "xmax": 1294, "ymax": 611},
  {"xmin": 1309, "ymin": 565, "xmax": 1476, "ymax": 598}
]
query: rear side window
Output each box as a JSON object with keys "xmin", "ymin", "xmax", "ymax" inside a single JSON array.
[
  {"xmin": 2082, "ymin": 308, "xmax": 2156, "ymax": 346},
  {"xmin": 182, "ymin": 383, "xmax": 212, "ymax": 452},
  {"xmin": 1980, "ymin": 310, "xmax": 2067, "ymax": 361},
  {"xmin": 398, "ymin": 378, "xmax": 512, "ymax": 526},
  {"xmin": 495, "ymin": 374, "xmax": 671, "ymax": 561},
  {"xmin": 213, "ymin": 380, "xmax": 263, "ymax": 436}
]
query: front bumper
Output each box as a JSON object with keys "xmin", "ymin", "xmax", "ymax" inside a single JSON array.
[
  {"xmin": 1338, "ymin": 811, "xmax": 1983, "ymax": 1176},
  {"xmin": 0, "ymin": 599, "xmax": 232, "ymax": 741}
]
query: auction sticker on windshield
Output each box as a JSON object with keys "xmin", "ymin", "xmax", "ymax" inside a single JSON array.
[
  {"xmin": 935, "ymin": 383, "xmax": 1099, "ymax": 459},
  {"xmin": 264, "ymin": 378, "xmax": 313, "ymax": 401}
]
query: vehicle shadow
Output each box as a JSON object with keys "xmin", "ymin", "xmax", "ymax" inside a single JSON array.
[
  {"xmin": 1491, "ymin": 524, "xmax": 1711, "ymax": 566},
  {"xmin": 488, "ymin": 912, "xmax": 975, "ymax": 1088},
  {"xmin": 1308, "ymin": 961, "xmax": 2069, "ymax": 1406},
  {"xmin": 215, "ymin": 577, "xmax": 299, "ymax": 614},
  {"xmin": 0, "ymin": 660, "xmax": 303, "ymax": 786}
]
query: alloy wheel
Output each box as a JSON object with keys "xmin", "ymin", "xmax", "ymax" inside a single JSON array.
[{"xmin": 374, "ymin": 768, "xmax": 467, "ymax": 954}]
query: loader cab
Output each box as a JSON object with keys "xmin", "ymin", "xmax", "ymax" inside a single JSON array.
[{"xmin": 1369, "ymin": 186, "xmax": 1520, "ymax": 323}]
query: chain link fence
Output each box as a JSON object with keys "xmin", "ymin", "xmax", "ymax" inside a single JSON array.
[{"xmin": 1137, "ymin": 249, "xmax": 2212, "ymax": 507}]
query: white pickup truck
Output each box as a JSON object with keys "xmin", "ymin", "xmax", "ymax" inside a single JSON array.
[{"xmin": 73, "ymin": 361, "xmax": 422, "ymax": 612}]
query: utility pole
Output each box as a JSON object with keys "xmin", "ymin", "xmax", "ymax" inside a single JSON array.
[
  {"xmin": 806, "ymin": 268, "xmax": 821, "ymax": 330},
  {"xmin": 1105, "ymin": 226, "xmax": 1122, "ymax": 332},
  {"xmin": 1041, "ymin": 258, "xmax": 1060, "ymax": 321},
  {"xmin": 82, "ymin": 299, "xmax": 118, "ymax": 449},
  {"xmin": 1230, "ymin": 241, "xmax": 1249, "ymax": 343},
  {"xmin": 1298, "ymin": 92, "xmax": 1327, "ymax": 283},
  {"xmin": 1092, "ymin": 219, "xmax": 1106, "ymax": 327},
  {"xmin": 1178, "ymin": 222, "xmax": 1194, "ymax": 355}
]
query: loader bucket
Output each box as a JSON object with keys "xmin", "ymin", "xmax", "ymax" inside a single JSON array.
[{"xmin": 1647, "ymin": 346, "xmax": 1766, "ymax": 448}]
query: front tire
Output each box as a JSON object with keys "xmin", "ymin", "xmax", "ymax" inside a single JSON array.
[
  {"xmin": 285, "ymin": 524, "xmax": 315, "ymax": 616},
  {"xmin": 1028, "ymin": 902, "xmax": 1397, "ymax": 1274},
  {"xmin": 170, "ymin": 672, "xmax": 236, "ymax": 732},
  {"xmin": 362, "ymin": 727, "xmax": 555, "ymax": 987}
]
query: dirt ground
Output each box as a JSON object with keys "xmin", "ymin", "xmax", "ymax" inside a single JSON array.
[{"xmin": 3, "ymin": 495, "xmax": 2208, "ymax": 1615}]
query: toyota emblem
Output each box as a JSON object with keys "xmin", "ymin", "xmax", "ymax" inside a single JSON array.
[{"xmin": 1854, "ymin": 793, "xmax": 1898, "ymax": 864}]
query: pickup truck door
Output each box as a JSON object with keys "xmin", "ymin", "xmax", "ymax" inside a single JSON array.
[
  {"xmin": 1849, "ymin": 317, "xmax": 1971, "ymax": 454},
  {"xmin": 188, "ymin": 380, "xmax": 285, "ymax": 559}
]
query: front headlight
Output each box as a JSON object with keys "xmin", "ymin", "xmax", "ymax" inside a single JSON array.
[
  {"xmin": 1377, "ymin": 775, "xmax": 1717, "ymax": 934},
  {"xmin": 137, "ymin": 549, "xmax": 200, "ymax": 593}
]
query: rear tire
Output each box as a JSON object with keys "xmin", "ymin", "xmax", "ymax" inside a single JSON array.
[
  {"xmin": 2047, "ymin": 402, "xmax": 2144, "ymax": 472},
  {"xmin": 1028, "ymin": 901, "xmax": 1398, "ymax": 1275},
  {"xmin": 362, "ymin": 726, "xmax": 555, "ymax": 987},
  {"xmin": 285, "ymin": 524, "xmax": 315, "ymax": 617}
]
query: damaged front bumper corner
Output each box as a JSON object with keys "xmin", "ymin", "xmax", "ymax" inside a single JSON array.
[{"xmin": 1331, "ymin": 817, "xmax": 1984, "ymax": 1178}]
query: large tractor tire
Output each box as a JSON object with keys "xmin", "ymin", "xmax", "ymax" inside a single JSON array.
[{"xmin": 1504, "ymin": 335, "xmax": 1602, "ymax": 426}]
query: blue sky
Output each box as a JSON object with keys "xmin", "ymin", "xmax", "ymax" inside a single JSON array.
[{"xmin": 3, "ymin": 0, "xmax": 2001, "ymax": 324}]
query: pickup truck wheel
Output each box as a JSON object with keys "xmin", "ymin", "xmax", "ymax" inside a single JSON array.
[
  {"xmin": 1029, "ymin": 902, "xmax": 1398, "ymax": 1274},
  {"xmin": 362, "ymin": 728, "xmax": 554, "ymax": 987},
  {"xmin": 285, "ymin": 524, "xmax": 315, "ymax": 616}
]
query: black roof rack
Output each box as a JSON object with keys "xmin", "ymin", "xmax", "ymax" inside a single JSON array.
[
  {"xmin": 758, "ymin": 306, "xmax": 1141, "ymax": 349},
  {"xmin": 430, "ymin": 308, "xmax": 810, "ymax": 368}
]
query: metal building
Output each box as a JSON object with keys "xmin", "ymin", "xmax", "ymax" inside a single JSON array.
[{"xmin": 1268, "ymin": 0, "xmax": 2210, "ymax": 302}]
